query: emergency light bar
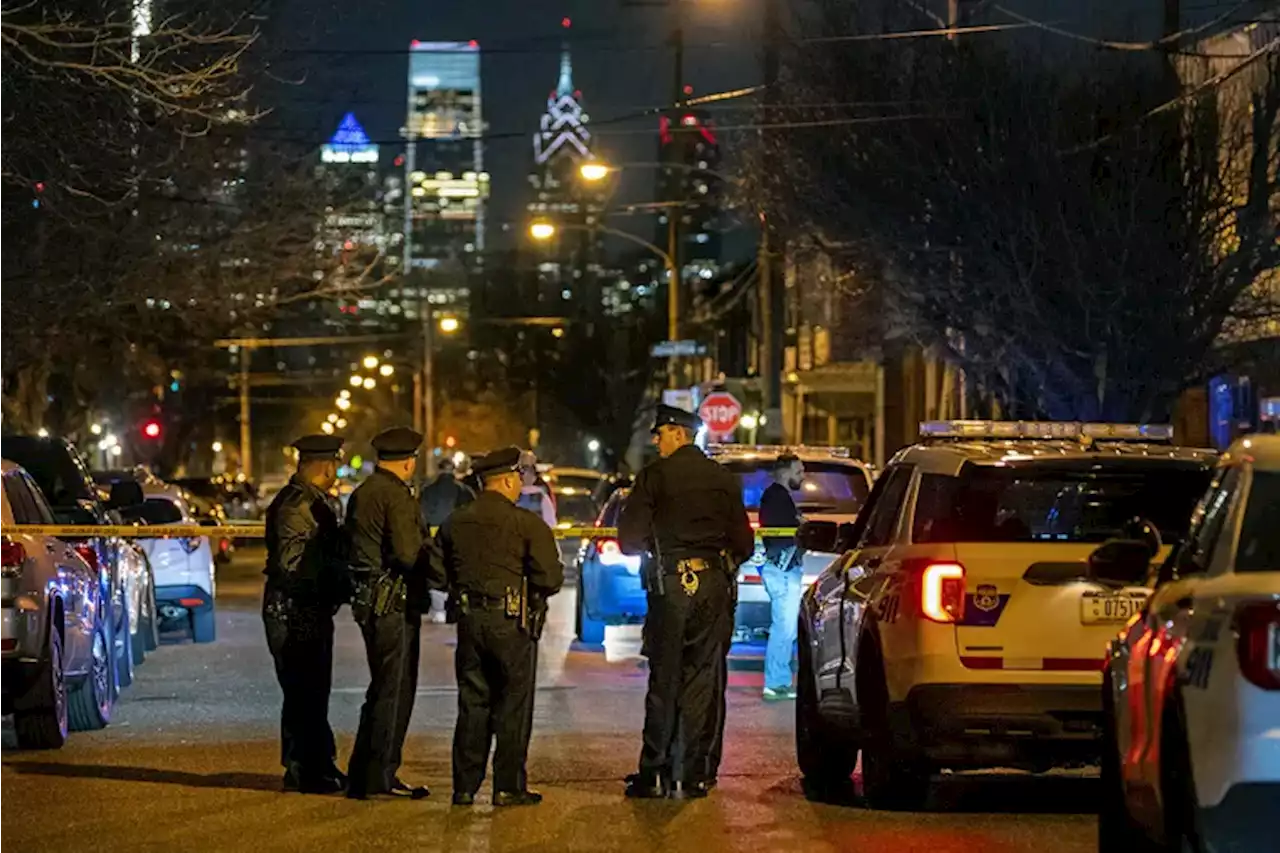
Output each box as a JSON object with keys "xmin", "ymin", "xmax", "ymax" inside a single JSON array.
[
  {"xmin": 918, "ymin": 420, "xmax": 1174, "ymax": 442},
  {"xmin": 705, "ymin": 444, "xmax": 853, "ymax": 458}
]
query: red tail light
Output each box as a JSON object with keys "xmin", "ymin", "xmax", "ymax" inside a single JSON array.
[
  {"xmin": 2, "ymin": 538, "xmax": 27, "ymax": 575},
  {"xmin": 1236, "ymin": 601, "xmax": 1280, "ymax": 691},
  {"xmin": 597, "ymin": 538, "xmax": 627, "ymax": 566},
  {"xmin": 74, "ymin": 543, "xmax": 100, "ymax": 573},
  {"xmin": 921, "ymin": 562, "xmax": 966, "ymax": 623}
]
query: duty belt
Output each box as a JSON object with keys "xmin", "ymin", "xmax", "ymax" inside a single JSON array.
[{"xmin": 663, "ymin": 553, "xmax": 729, "ymax": 598}]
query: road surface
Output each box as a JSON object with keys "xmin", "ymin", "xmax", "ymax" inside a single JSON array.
[{"xmin": 2, "ymin": 548, "xmax": 1098, "ymax": 852}]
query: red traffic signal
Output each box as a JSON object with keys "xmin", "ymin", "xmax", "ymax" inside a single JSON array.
[{"xmin": 142, "ymin": 420, "xmax": 162, "ymax": 440}]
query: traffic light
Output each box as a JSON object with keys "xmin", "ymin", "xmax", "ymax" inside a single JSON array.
[{"xmin": 142, "ymin": 419, "xmax": 162, "ymax": 440}]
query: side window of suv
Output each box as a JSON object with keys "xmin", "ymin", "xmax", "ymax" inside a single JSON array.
[
  {"xmin": 1183, "ymin": 467, "xmax": 1241, "ymax": 575},
  {"xmin": 4, "ymin": 474, "xmax": 41, "ymax": 524},
  {"xmin": 859, "ymin": 465, "xmax": 914, "ymax": 547}
]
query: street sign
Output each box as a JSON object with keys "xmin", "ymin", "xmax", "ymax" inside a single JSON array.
[
  {"xmin": 650, "ymin": 340, "xmax": 705, "ymax": 358},
  {"xmin": 662, "ymin": 389, "xmax": 695, "ymax": 412},
  {"xmin": 698, "ymin": 391, "xmax": 742, "ymax": 436}
]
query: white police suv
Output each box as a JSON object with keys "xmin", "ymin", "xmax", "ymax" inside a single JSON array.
[{"xmin": 794, "ymin": 420, "xmax": 1215, "ymax": 808}]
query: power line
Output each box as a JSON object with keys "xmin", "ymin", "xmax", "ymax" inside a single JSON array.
[{"xmin": 990, "ymin": 2, "xmax": 1260, "ymax": 52}]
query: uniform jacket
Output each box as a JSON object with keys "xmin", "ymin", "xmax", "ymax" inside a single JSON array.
[
  {"xmin": 438, "ymin": 491, "xmax": 564, "ymax": 599},
  {"xmin": 419, "ymin": 472, "xmax": 475, "ymax": 528},
  {"xmin": 264, "ymin": 474, "xmax": 346, "ymax": 603},
  {"xmin": 617, "ymin": 444, "xmax": 754, "ymax": 565}
]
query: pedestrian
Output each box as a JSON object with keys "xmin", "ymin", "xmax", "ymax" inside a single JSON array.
[
  {"xmin": 344, "ymin": 426, "xmax": 442, "ymax": 800},
  {"xmin": 439, "ymin": 447, "xmax": 564, "ymax": 807},
  {"xmin": 263, "ymin": 434, "xmax": 348, "ymax": 794},
  {"xmin": 420, "ymin": 455, "xmax": 476, "ymax": 624},
  {"xmin": 618, "ymin": 405, "xmax": 755, "ymax": 798},
  {"xmin": 759, "ymin": 453, "xmax": 806, "ymax": 701},
  {"xmin": 515, "ymin": 449, "xmax": 557, "ymax": 528}
]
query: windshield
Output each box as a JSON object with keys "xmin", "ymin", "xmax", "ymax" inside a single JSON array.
[
  {"xmin": 139, "ymin": 498, "xmax": 184, "ymax": 525},
  {"xmin": 913, "ymin": 462, "xmax": 1212, "ymax": 544},
  {"xmin": 1236, "ymin": 471, "xmax": 1279, "ymax": 572},
  {"xmin": 722, "ymin": 460, "xmax": 870, "ymax": 515},
  {"xmin": 555, "ymin": 492, "xmax": 599, "ymax": 524},
  {"xmin": 1, "ymin": 437, "xmax": 93, "ymax": 508}
]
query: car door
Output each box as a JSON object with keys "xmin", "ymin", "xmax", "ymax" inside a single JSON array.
[{"xmin": 816, "ymin": 464, "xmax": 915, "ymax": 695}]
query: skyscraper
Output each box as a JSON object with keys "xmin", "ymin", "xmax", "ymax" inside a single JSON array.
[
  {"xmin": 404, "ymin": 40, "xmax": 488, "ymax": 310},
  {"xmin": 656, "ymin": 107, "xmax": 724, "ymax": 282}
]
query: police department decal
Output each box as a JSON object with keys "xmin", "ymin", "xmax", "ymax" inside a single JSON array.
[{"xmin": 973, "ymin": 584, "xmax": 1000, "ymax": 612}]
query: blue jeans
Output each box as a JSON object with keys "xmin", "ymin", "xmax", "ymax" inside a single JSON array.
[{"xmin": 760, "ymin": 560, "xmax": 802, "ymax": 690}]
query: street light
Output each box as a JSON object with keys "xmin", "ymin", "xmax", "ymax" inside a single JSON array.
[
  {"xmin": 36, "ymin": 427, "xmax": 49, "ymax": 438},
  {"xmin": 587, "ymin": 438, "xmax": 601, "ymax": 453},
  {"xmin": 336, "ymin": 397, "xmax": 352, "ymax": 411},
  {"xmin": 349, "ymin": 374, "xmax": 364, "ymax": 387},
  {"xmin": 529, "ymin": 220, "xmax": 557, "ymax": 241},
  {"xmin": 339, "ymin": 389, "xmax": 351, "ymax": 399},
  {"xmin": 579, "ymin": 160, "xmax": 611, "ymax": 182},
  {"xmin": 739, "ymin": 412, "xmax": 759, "ymax": 430},
  {"xmin": 90, "ymin": 423, "xmax": 103, "ymax": 436},
  {"xmin": 212, "ymin": 440, "xmax": 224, "ymax": 453},
  {"xmin": 378, "ymin": 363, "xmax": 395, "ymax": 377},
  {"xmin": 335, "ymin": 418, "xmax": 348, "ymax": 429},
  {"xmin": 438, "ymin": 316, "xmax": 460, "ymax": 334},
  {"xmin": 362, "ymin": 355, "xmax": 379, "ymax": 370},
  {"xmin": 321, "ymin": 421, "xmax": 335, "ymax": 435},
  {"xmin": 362, "ymin": 377, "xmax": 376, "ymax": 390},
  {"xmin": 327, "ymin": 413, "xmax": 339, "ymax": 424}
]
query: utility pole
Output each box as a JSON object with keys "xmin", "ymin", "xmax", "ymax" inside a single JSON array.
[
  {"xmin": 758, "ymin": 0, "xmax": 784, "ymax": 439},
  {"xmin": 666, "ymin": 0, "xmax": 685, "ymax": 389},
  {"xmin": 402, "ymin": 111, "xmax": 434, "ymax": 481},
  {"xmin": 238, "ymin": 350, "xmax": 251, "ymax": 479}
]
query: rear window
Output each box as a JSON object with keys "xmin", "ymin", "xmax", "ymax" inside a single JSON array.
[
  {"xmin": 139, "ymin": 498, "xmax": 184, "ymax": 525},
  {"xmin": 913, "ymin": 462, "xmax": 1212, "ymax": 544},
  {"xmin": 555, "ymin": 492, "xmax": 599, "ymax": 525},
  {"xmin": 722, "ymin": 460, "xmax": 870, "ymax": 515},
  {"xmin": 600, "ymin": 489, "xmax": 630, "ymax": 526},
  {"xmin": 1236, "ymin": 471, "xmax": 1279, "ymax": 572},
  {"xmin": 1, "ymin": 437, "xmax": 93, "ymax": 507}
]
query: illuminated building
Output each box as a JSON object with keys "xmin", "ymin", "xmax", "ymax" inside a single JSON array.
[{"xmin": 656, "ymin": 107, "xmax": 723, "ymax": 282}]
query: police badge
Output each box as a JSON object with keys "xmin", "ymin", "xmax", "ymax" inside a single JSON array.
[{"xmin": 973, "ymin": 583, "xmax": 1000, "ymax": 612}]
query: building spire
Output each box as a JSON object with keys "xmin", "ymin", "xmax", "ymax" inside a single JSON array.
[{"xmin": 556, "ymin": 46, "xmax": 573, "ymax": 98}]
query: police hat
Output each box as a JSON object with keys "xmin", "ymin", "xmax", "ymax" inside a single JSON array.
[
  {"xmin": 371, "ymin": 426, "xmax": 422, "ymax": 461},
  {"xmin": 472, "ymin": 446, "xmax": 523, "ymax": 479},
  {"xmin": 651, "ymin": 404, "xmax": 702, "ymax": 434},
  {"xmin": 291, "ymin": 434, "xmax": 344, "ymax": 460}
]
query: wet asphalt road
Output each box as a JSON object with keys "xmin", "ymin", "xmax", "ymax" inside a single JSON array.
[{"xmin": 2, "ymin": 548, "xmax": 1098, "ymax": 852}]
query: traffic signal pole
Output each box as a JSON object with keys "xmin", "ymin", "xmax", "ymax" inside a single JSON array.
[{"xmin": 666, "ymin": 1, "xmax": 684, "ymax": 389}]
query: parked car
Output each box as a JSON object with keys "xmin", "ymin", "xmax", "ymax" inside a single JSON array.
[
  {"xmin": 1099, "ymin": 434, "xmax": 1278, "ymax": 852},
  {"xmin": 552, "ymin": 485, "xmax": 600, "ymax": 564},
  {"xmin": 2, "ymin": 461, "xmax": 114, "ymax": 747},
  {"xmin": 575, "ymin": 488, "xmax": 644, "ymax": 644},
  {"xmin": 794, "ymin": 420, "xmax": 1216, "ymax": 808},
  {"xmin": 2, "ymin": 435, "xmax": 155, "ymax": 694}
]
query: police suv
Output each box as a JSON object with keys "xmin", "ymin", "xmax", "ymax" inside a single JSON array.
[
  {"xmin": 1099, "ymin": 434, "xmax": 1279, "ymax": 853},
  {"xmin": 794, "ymin": 420, "xmax": 1215, "ymax": 808}
]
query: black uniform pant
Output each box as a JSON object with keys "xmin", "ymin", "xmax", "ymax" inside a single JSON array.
[
  {"xmin": 263, "ymin": 594, "xmax": 337, "ymax": 777},
  {"xmin": 707, "ymin": 581, "xmax": 737, "ymax": 780},
  {"xmin": 638, "ymin": 567, "xmax": 731, "ymax": 784},
  {"xmin": 347, "ymin": 610, "xmax": 421, "ymax": 794},
  {"xmin": 452, "ymin": 609, "xmax": 538, "ymax": 795}
]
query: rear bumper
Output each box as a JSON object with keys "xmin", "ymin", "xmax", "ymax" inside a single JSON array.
[
  {"xmin": 902, "ymin": 683, "xmax": 1102, "ymax": 769},
  {"xmin": 1200, "ymin": 783, "xmax": 1280, "ymax": 853},
  {"xmin": 155, "ymin": 584, "xmax": 213, "ymax": 611},
  {"xmin": 580, "ymin": 561, "xmax": 647, "ymax": 624}
]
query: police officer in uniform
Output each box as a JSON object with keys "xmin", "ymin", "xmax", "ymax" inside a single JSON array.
[
  {"xmin": 263, "ymin": 434, "xmax": 348, "ymax": 794},
  {"xmin": 619, "ymin": 406, "xmax": 754, "ymax": 798},
  {"xmin": 439, "ymin": 447, "xmax": 564, "ymax": 807},
  {"xmin": 344, "ymin": 427, "xmax": 442, "ymax": 800}
]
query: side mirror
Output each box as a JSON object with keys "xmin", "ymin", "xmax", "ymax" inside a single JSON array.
[
  {"xmin": 1121, "ymin": 516, "xmax": 1162, "ymax": 559},
  {"xmin": 1087, "ymin": 539, "xmax": 1155, "ymax": 586},
  {"xmin": 107, "ymin": 481, "xmax": 145, "ymax": 510},
  {"xmin": 797, "ymin": 520, "xmax": 839, "ymax": 553}
]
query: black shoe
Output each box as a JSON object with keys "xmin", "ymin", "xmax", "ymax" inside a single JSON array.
[
  {"xmin": 282, "ymin": 769, "xmax": 301, "ymax": 792},
  {"xmin": 298, "ymin": 774, "xmax": 345, "ymax": 795},
  {"xmin": 624, "ymin": 774, "xmax": 667, "ymax": 799},
  {"xmin": 451, "ymin": 792, "xmax": 476, "ymax": 806},
  {"xmin": 670, "ymin": 780, "xmax": 710, "ymax": 799},
  {"xmin": 388, "ymin": 778, "xmax": 431, "ymax": 800},
  {"xmin": 493, "ymin": 789, "xmax": 543, "ymax": 807}
]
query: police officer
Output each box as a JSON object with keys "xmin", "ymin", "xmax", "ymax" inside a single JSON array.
[
  {"xmin": 344, "ymin": 427, "xmax": 442, "ymax": 800},
  {"xmin": 619, "ymin": 405, "xmax": 754, "ymax": 798},
  {"xmin": 263, "ymin": 434, "xmax": 347, "ymax": 794},
  {"xmin": 438, "ymin": 447, "xmax": 564, "ymax": 807}
]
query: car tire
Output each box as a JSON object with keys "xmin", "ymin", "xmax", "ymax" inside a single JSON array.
[
  {"xmin": 140, "ymin": 578, "xmax": 159, "ymax": 652},
  {"xmin": 113, "ymin": 596, "xmax": 135, "ymax": 690},
  {"xmin": 576, "ymin": 584, "xmax": 605, "ymax": 645},
  {"xmin": 857, "ymin": 644, "xmax": 930, "ymax": 811},
  {"xmin": 1099, "ymin": 666, "xmax": 1157, "ymax": 852},
  {"xmin": 1162, "ymin": 696, "xmax": 1206, "ymax": 853},
  {"xmin": 14, "ymin": 618, "xmax": 70, "ymax": 750},
  {"xmin": 191, "ymin": 607, "xmax": 217, "ymax": 644},
  {"xmin": 796, "ymin": 627, "xmax": 856, "ymax": 792},
  {"xmin": 68, "ymin": 617, "xmax": 113, "ymax": 732}
]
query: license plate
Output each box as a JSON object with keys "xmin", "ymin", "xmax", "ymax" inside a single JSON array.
[{"xmin": 1080, "ymin": 591, "xmax": 1146, "ymax": 624}]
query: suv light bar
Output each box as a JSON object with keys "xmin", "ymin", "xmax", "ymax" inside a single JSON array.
[
  {"xmin": 705, "ymin": 444, "xmax": 853, "ymax": 459},
  {"xmin": 919, "ymin": 420, "xmax": 1174, "ymax": 441}
]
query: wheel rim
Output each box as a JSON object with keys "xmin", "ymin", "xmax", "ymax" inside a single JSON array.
[
  {"xmin": 53, "ymin": 635, "xmax": 68, "ymax": 737},
  {"xmin": 92, "ymin": 628, "xmax": 111, "ymax": 712}
]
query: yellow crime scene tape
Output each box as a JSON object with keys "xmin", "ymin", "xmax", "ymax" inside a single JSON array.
[{"xmin": 1, "ymin": 524, "xmax": 799, "ymax": 540}]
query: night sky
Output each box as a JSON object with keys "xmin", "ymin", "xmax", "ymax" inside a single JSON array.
[{"xmin": 267, "ymin": 0, "xmax": 759, "ymax": 245}]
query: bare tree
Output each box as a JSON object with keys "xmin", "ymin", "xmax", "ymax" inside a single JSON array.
[{"xmin": 750, "ymin": 0, "xmax": 1279, "ymax": 420}]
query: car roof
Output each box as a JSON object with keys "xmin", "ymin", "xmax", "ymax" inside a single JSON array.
[
  {"xmin": 1222, "ymin": 434, "xmax": 1280, "ymax": 471},
  {"xmin": 707, "ymin": 445, "xmax": 871, "ymax": 468},
  {"xmin": 895, "ymin": 439, "xmax": 1217, "ymax": 476},
  {"xmin": 546, "ymin": 467, "xmax": 605, "ymax": 479}
]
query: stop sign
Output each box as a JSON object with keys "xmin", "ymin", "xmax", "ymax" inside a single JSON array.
[{"xmin": 698, "ymin": 392, "xmax": 742, "ymax": 436}]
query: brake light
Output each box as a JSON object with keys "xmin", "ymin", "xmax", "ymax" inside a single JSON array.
[
  {"xmin": 1236, "ymin": 601, "xmax": 1280, "ymax": 691},
  {"xmin": 921, "ymin": 562, "xmax": 966, "ymax": 623},
  {"xmin": 2, "ymin": 538, "xmax": 26, "ymax": 576},
  {"xmin": 74, "ymin": 543, "xmax": 99, "ymax": 573}
]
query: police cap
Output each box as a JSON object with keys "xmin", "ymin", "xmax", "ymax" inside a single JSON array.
[
  {"xmin": 371, "ymin": 426, "xmax": 422, "ymax": 461},
  {"xmin": 651, "ymin": 404, "xmax": 702, "ymax": 434},
  {"xmin": 472, "ymin": 446, "xmax": 523, "ymax": 479},
  {"xmin": 291, "ymin": 434, "xmax": 344, "ymax": 461}
]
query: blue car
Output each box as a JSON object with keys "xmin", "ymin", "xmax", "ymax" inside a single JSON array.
[{"xmin": 575, "ymin": 488, "xmax": 645, "ymax": 644}]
